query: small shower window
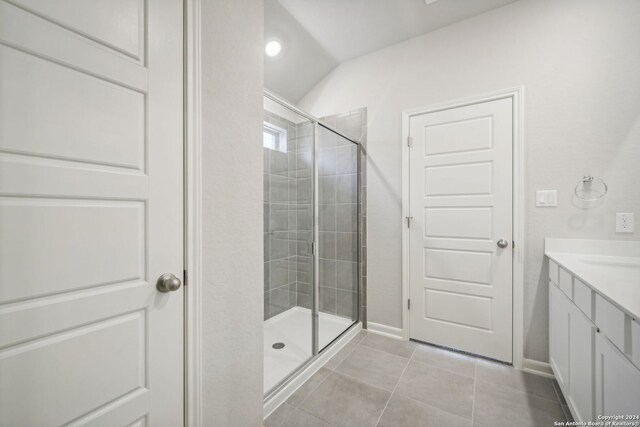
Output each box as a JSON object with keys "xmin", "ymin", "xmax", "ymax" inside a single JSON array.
[{"xmin": 263, "ymin": 122, "xmax": 287, "ymax": 153}]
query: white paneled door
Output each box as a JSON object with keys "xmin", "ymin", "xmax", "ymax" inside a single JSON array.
[
  {"xmin": 0, "ymin": 1, "xmax": 184, "ymax": 426},
  {"xmin": 408, "ymin": 98, "xmax": 513, "ymax": 362}
]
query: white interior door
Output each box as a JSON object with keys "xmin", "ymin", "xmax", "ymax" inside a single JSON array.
[
  {"xmin": 0, "ymin": 1, "xmax": 184, "ymax": 425},
  {"xmin": 408, "ymin": 97, "xmax": 513, "ymax": 362}
]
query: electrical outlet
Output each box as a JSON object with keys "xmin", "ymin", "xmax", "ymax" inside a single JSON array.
[
  {"xmin": 616, "ymin": 213, "xmax": 634, "ymax": 233},
  {"xmin": 536, "ymin": 190, "xmax": 557, "ymax": 207}
]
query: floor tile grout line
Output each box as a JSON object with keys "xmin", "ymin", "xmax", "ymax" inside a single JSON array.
[
  {"xmin": 560, "ymin": 404, "xmax": 572, "ymax": 423},
  {"xmin": 374, "ymin": 345, "xmax": 416, "ymax": 426},
  {"xmin": 267, "ymin": 402, "xmax": 295, "ymax": 427},
  {"xmin": 474, "ymin": 377, "xmax": 564, "ymax": 404},
  {"xmin": 408, "ymin": 354, "xmax": 477, "ymax": 380},
  {"xmin": 552, "ymin": 380, "xmax": 573, "ymax": 423},
  {"xmin": 474, "ymin": 359, "xmax": 564, "ymax": 404},
  {"xmin": 294, "ymin": 366, "xmax": 337, "ymax": 409},
  {"xmin": 551, "ymin": 379, "xmax": 565, "ymax": 405},
  {"xmin": 327, "ymin": 367, "xmax": 398, "ymax": 395},
  {"xmin": 337, "ymin": 340, "xmax": 413, "ymax": 367},
  {"xmin": 280, "ymin": 333, "xmax": 565, "ymax": 427},
  {"xmin": 358, "ymin": 337, "xmax": 415, "ymax": 359},
  {"xmin": 302, "ymin": 410, "xmax": 334, "ymax": 427},
  {"xmin": 330, "ymin": 336, "xmax": 364, "ymax": 372},
  {"xmin": 396, "ymin": 342, "xmax": 478, "ymax": 422},
  {"xmin": 293, "ymin": 371, "xmax": 345, "ymax": 426},
  {"xmin": 296, "ymin": 368, "xmax": 397, "ymax": 427},
  {"xmin": 388, "ymin": 358, "xmax": 476, "ymax": 422},
  {"xmin": 390, "ymin": 389, "xmax": 475, "ymax": 423},
  {"xmin": 292, "ymin": 330, "xmax": 366, "ymax": 417},
  {"xmin": 297, "ymin": 405, "xmax": 335, "ymax": 426},
  {"xmin": 352, "ymin": 330, "xmax": 369, "ymax": 345}
]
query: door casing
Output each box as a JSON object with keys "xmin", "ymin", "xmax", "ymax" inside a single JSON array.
[
  {"xmin": 401, "ymin": 87, "xmax": 525, "ymax": 370},
  {"xmin": 184, "ymin": 0, "xmax": 203, "ymax": 426}
]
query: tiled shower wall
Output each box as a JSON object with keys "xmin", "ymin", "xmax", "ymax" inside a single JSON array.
[
  {"xmin": 264, "ymin": 111, "xmax": 314, "ymax": 320},
  {"xmin": 263, "ymin": 108, "xmax": 367, "ymax": 325},
  {"xmin": 319, "ymin": 109, "xmax": 367, "ymax": 326}
]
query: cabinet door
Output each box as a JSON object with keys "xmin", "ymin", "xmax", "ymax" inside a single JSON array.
[
  {"xmin": 569, "ymin": 305, "xmax": 595, "ymax": 422},
  {"xmin": 550, "ymin": 283, "xmax": 570, "ymax": 391},
  {"xmin": 595, "ymin": 333, "xmax": 640, "ymax": 416}
]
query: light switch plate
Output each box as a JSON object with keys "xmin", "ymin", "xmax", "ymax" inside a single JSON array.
[
  {"xmin": 536, "ymin": 190, "xmax": 557, "ymax": 207},
  {"xmin": 616, "ymin": 213, "xmax": 634, "ymax": 233}
]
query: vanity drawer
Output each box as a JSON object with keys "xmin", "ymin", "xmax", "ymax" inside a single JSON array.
[
  {"xmin": 549, "ymin": 259, "xmax": 559, "ymax": 285},
  {"xmin": 595, "ymin": 294, "xmax": 626, "ymax": 352},
  {"xmin": 573, "ymin": 278, "xmax": 593, "ymax": 320},
  {"xmin": 558, "ymin": 267, "xmax": 573, "ymax": 299},
  {"xmin": 633, "ymin": 319, "xmax": 640, "ymax": 370}
]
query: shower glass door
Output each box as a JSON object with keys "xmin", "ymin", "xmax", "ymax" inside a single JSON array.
[
  {"xmin": 263, "ymin": 96, "xmax": 315, "ymax": 394},
  {"xmin": 263, "ymin": 92, "xmax": 360, "ymax": 397},
  {"xmin": 317, "ymin": 125, "xmax": 359, "ymax": 351}
]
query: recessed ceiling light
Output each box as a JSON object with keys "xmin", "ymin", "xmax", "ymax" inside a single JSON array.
[{"xmin": 265, "ymin": 39, "xmax": 282, "ymax": 57}]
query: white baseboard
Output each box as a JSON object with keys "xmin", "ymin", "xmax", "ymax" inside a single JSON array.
[
  {"xmin": 522, "ymin": 358, "xmax": 555, "ymax": 378},
  {"xmin": 366, "ymin": 322, "xmax": 404, "ymax": 339}
]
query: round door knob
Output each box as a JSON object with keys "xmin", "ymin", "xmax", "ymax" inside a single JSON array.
[
  {"xmin": 156, "ymin": 273, "xmax": 182, "ymax": 293},
  {"xmin": 497, "ymin": 239, "xmax": 509, "ymax": 249}
]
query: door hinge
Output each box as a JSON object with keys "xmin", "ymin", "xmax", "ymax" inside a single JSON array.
[
  {"xmin": 183, "ymin": 269, "xmax": 188, "ymax": 287},
  {"xmin": 405, "ymin": 216, "xmax": 413, "ymax": 228},
  {"xmin": 408, "ymin": 299, "xmax": 411, "ymax": 310},
  {"xmin": 407, "ymin": 136, "xmax": 414, "ymax": 148}
]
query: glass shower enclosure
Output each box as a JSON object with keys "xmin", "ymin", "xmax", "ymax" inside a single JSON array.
[{"xmin": 263, "ymin": 91, "xmax": 360, "ymax": 397}]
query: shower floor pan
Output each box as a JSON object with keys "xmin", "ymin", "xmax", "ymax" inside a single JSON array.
[{"xmin": 264, "ymin": 307, "xmax": 352, "ymax": 393}]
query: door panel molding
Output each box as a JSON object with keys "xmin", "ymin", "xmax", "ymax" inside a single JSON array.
[
  {"xmin": 0, "ymin": 0, "xmax": 184, "ymax": 424},
  {"xmin": 401, "ymin": 86, "xmax": 525, "ymax": 369}
]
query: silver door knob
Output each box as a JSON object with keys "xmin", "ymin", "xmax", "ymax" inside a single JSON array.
[
  {"xmin": 497, "ymin": 239, "xmax": 509, "ymax": 249},
  {"xmin": 157, "ymin": 273, "xmax": 182, "ymax": 293}
]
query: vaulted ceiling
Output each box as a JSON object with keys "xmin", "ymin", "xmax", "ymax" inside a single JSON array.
[{"xmin": 265, "ymin": 0, "xmax": 520, "ymax": 103}]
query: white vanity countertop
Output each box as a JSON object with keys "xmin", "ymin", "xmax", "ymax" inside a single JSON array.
[{"xmin": 545, "ymin": 238, "xmax": 640, "ymax": 319}]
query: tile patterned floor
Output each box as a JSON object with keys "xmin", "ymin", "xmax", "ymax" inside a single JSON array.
[{"xmin": 265, "ymin": 330, "xmax": 573, "ymax": 427}]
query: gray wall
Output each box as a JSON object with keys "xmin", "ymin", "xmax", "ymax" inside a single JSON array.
[
  {"xmin": 299, "ymin": 0, "xmax": 640, "ymax": 363},
  {"xmin": 263, "ymin": 111, "xmax": 315, "ymax": 319},
  {"xmin": 200, "ymin": 0, "xmax": 264, "ymax": 425}
]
